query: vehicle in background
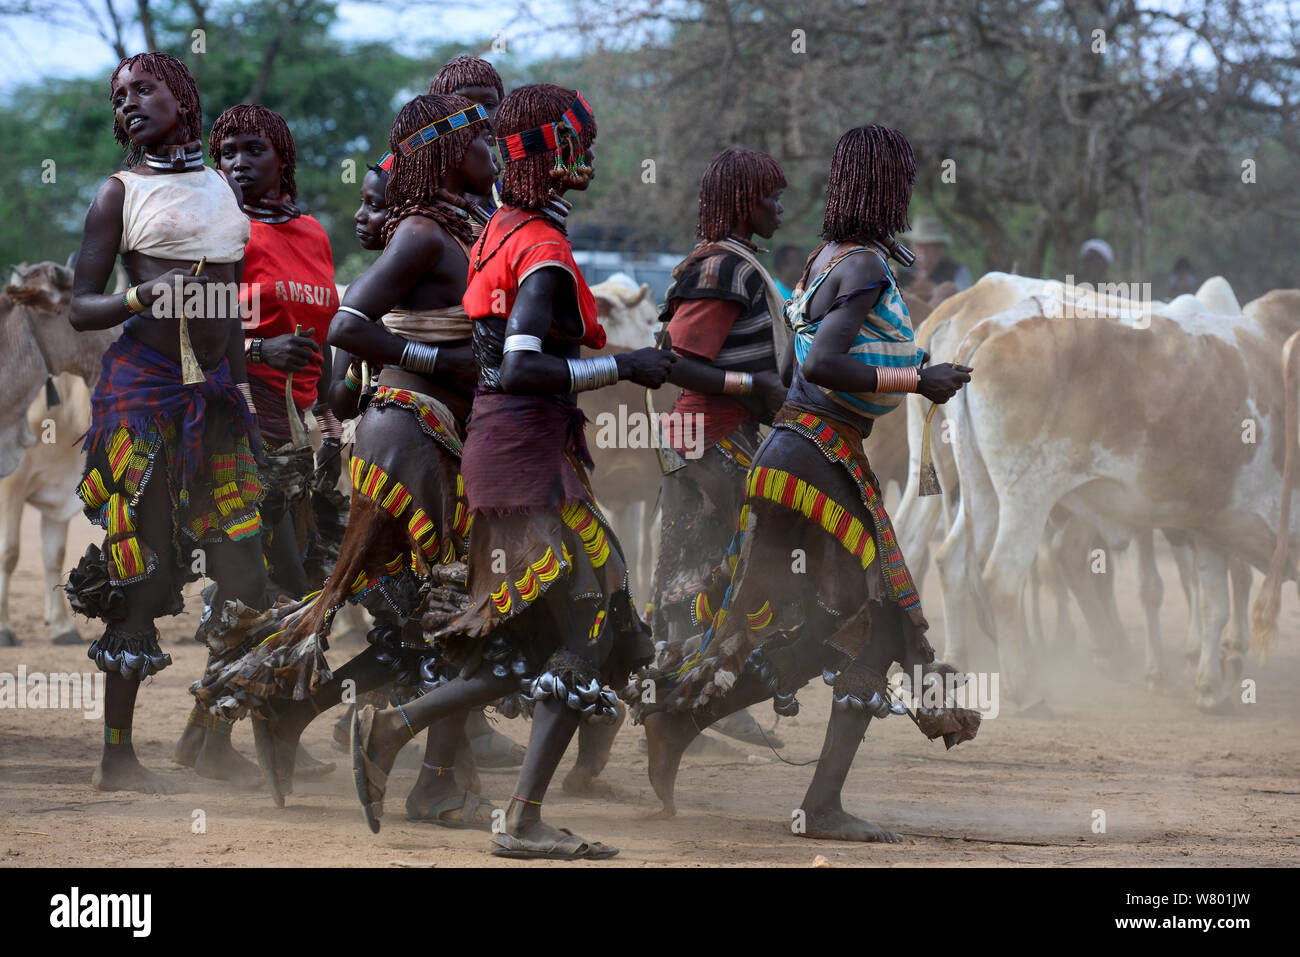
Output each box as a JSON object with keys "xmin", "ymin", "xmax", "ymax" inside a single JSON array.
[{"xmin": 573, "ymin": 250, "xmax": 682, "ymax": 307}]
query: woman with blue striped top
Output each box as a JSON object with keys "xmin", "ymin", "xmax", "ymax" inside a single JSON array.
[{"xmin": 635, "ymin": 125, "xmax": 981, "ymax": 843}]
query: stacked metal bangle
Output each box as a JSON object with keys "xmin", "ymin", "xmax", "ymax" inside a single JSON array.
[
  {"xmin": 721, "ymin": 370, "xmax": 754, "ymax": 395},
  {"xmin": 399, "ymin": 341, "xmax": 439, "ymax": 375},
  {"xmin": 123, "ymin": 285, "xmax": 148, "ymax": 314},
  {"xmin": 566, "ymin": 355, "xmax": 619, "ymax": 393},
  {"xmin": 236, "ymin": 381, "xmax": 257, "ymax": 415},
  {"xmin": 343, "ymin": 363, "xmax": 363, "ymax": 391},
  {"xmin": 247, "ymin": 337, "xmax": 264, "ymax": 363},
  {"xmin": 874, "ymin": 365, "xmax": 920, "ymax": 393}
]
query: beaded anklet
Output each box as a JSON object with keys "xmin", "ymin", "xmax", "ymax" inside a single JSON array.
[
  {"xmin": 396, "ymin": 703, "xmax": 417, "ymax": 739},
  {"xmin": 105, "ymin": 727, "xmax": 132, "ymax": 745},
  {"xmin": 511, "ymin": 795, "xmax": 543, "ymax": 807},
  {"xmin": 421, "ymin": 763, "xmax": 453, "ymax": 776}
]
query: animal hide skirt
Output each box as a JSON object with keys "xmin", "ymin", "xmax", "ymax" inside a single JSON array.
[
  {"xmin": 430, "ymin": 490, "xmax": 654, "ymax": 725},
  {"xmin": 641, "ymin": 404, "xmax": 979, "ymax": 747},
  {"xmin": 190, "ymin": 388, "xmax": 469, "ymax": 716},
  {"xmin": 650, "ymin": 421, "xmax": 758, "ymax": 652}
]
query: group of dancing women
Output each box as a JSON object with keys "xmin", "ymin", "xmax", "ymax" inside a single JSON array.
[{"xmin": 67, "ymin": 49, "xmax": 980, "ymax": 859}]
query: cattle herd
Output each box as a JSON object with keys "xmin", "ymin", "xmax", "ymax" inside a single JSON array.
[{"xmin": 2, "ymin": 258, "xmax": 1297, "ymax": 716}]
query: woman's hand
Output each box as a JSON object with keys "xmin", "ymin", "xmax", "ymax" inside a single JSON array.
[
  {"xmin": 258, "ymin": 330, "xmax": 320, "ymax": 372},
  {"xmin": 615, "ymin": 348, "xmax": 677, "ymax": 388},
  {"xmin": 917, "ymin": 362, "xmax": 973, "ymax": 404},
  {"xmin": 138, "ymin": 268, "xmax": 223, "ymax": 312},
  {"xmin": 247, "ymin": 422, "xmax": 269, "ymax": 469}
]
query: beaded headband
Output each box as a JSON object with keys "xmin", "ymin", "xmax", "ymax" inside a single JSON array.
[
  {"xmin": 372, "ymin": 152, "xmax": 394, "ymax": 174},
  {"xmin": 395, "ymin": 103, "xmax": 489, "ymax": 158},
  {"xmin": 496, "ymin": 92, "xmax": 593, "ymax": 164}
]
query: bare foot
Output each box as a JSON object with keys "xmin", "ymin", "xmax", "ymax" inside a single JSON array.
[
  {"xmin": 172, "ymin": 721, "xmax": 205, "ymax": 767},
  {"xmin": 644, "ymin": 710, "xmax": 702, "ymax": 816},
  {"xmin": 802, "ymin": 807, "xmax": 899, "ymax": 843},
  {"xmin": 93, "ymin": 753, "xmax": 184, "ymax": 794},
  {"xmin": 195, "ymin": 732, "xmax": 264, "ymax": 787},
  {"xmin": 562, "ymin": 766, "xmax": 617, "ymax": 798},
  {"xmin": 0, "ymin": 628, "xmax": 18, "ymax": 647}
]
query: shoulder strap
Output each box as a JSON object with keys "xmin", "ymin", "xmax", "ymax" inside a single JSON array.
[{"xmin": 715, "ymin": 237, "xmax": 790, "ymax": 359}]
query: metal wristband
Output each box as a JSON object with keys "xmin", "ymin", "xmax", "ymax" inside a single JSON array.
[
  {"xmin": 247, "ymin": 337, "xmax": 264, "ymax": 363},
  {"xmin": 124, "ymin": 285, "xmax": 148, "ymax": 314},
  {"xmin": 504, "ymin": 334, "xmax": 543, "ymax": 354},
  {"xmin": 343, "ymin": 364, "xmax": 362, "ymax": 391},
  {"xmin": 722, "ymin": 370, "xmax": 754, "ymax": 396},
  {"xmin": 399, "ymin": 340, "xmax": 439, "ymax": 375},
  {"xmin": 565, "ymin": 355, "xmax": 619, "ymax": 393}
]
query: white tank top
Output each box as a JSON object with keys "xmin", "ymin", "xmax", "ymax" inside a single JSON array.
[{"xmin": 111, "ymin": 167, "xmax": 250, "ymax": 263}]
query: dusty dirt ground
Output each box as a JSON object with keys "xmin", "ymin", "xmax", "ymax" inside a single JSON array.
[{"xmin": 2, "ymin": 504, "xmax": 1298, "ymax": 868}]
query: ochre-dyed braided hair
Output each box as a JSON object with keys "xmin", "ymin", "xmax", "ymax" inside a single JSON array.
[
  {"xmin": 208, "ymin": 104, "xmax": 298, "ymax": 200},
  {"xmin": 822, "ymin": 125, "xmax": 916, "ymax": 243},
  {"xmin": 109, "ymin": 52, "xmax": 202, "ymax": 167},
  {"xmin": 382, "ymin": 93, "xmax": 484, "ymax": 247},
  {"xmin": 495, "ymin": 83, "xmax": 597, "ymax": 210},
  {"xmin": 429, "ymin": 55, "xmax": 504, "ymax": 100},
  {"xmin": 697, "ymin": 147, "xmax": 787, "ymax": 242}
]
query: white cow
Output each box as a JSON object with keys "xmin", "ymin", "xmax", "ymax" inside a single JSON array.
[
  {"xmin": 580, "ymin": 274, "xmax": 663, "ymax": 602},
  {"xmin": 945, "ymin": 289, "xmax": 1300, "ymax": 707},
  {"xmin": 0, "ymin": 373, "xmax": 91, "ymax": 646}
]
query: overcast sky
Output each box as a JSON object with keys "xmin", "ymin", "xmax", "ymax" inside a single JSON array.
[{"xmin": 0, "ymin": 1, "xmax": 578, "ymax": 96}]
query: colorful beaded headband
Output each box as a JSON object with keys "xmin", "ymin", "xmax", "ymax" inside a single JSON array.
[
  {"xmin": 496, "ymin": 92, "xmax": 593, "ymax": 164},
  {"xmin": 395, "ymin": 103, "xmax": 489, "ymax": 158},
  {"xmin": 373, "ymin": 152, "xmax": 394, "ymax": 174}
]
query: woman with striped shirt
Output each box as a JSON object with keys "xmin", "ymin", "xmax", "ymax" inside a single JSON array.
[{"xmin": 637, "ymin": 125, "xmax": 979, "ymax": 843}]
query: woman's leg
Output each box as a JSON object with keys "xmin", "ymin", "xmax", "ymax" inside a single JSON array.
[
  {"xmin": 189, "ymin": 532, "xmax": 272, "ymax": 784},
  {"xmin": 94, "ymin": 471, "xmax": 181, "ymax": 793}
]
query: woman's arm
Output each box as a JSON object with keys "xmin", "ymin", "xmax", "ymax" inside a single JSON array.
[
  {"xmin": 801, "ymin": 255, "xmax": 970, "ymax": 403},
  {"xmin": 327, "ymin": 218, "xmax": 442, "ymax": 365},
  {"xmin": 326, "ymin": 347, "xmax": 361, "ymax": 420},
  {"xmin": 501, "ymin": 268, "xmax": 676, "ymax": 394},
  {"xmin": 223, "ymin": 288, "xmax": 266, "ymax": 461},
  {"xmin": 69, "ymin": 179, "xmax": 132, "ymax": 332}
]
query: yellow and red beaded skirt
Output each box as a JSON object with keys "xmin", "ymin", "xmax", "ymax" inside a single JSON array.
[
  {"xmin": 657, "ymin": 403, "xmax": 932, "ymax": 712},
  {"xmin": 76, "ymin": 411, "xmax": 263, "ymax": 593}
]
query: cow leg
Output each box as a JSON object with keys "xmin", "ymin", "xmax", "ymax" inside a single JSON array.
[
  {"xmin": 982, "ymin": 505, "xmax": 1051, "ymax": 707},
  {"xmin": 1027, "ymin": 554, "xmax": 1044, "ymax": 650},
  {"xmin": 0, "ymin": 488, "xmax": 21, "ymax": 646},
  {"xmin": 1191, "ymin": 539, "xmax": 1230, "ymax": 710},
  {"xmin": 934, "ymin": 503, "xmax": 977, "ymax": 663},
  {"xmin": 1039, "ymin": 521, "xmax": 1078, "ymax": 651},
  {"xmin": 1221, "ymin": 558, "xmax": 1252, "ymax": 683},
  {"xmin": 1165, "ymin": 534, "xmax": 1202, "ymax": 675},
  {"xmin": 1135, "ymin": 528, "xmax": 1165, "ymax": 690},
  {"xmin": 40, "ymin": 511, "xmax": 80, "ymax": 644}
]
